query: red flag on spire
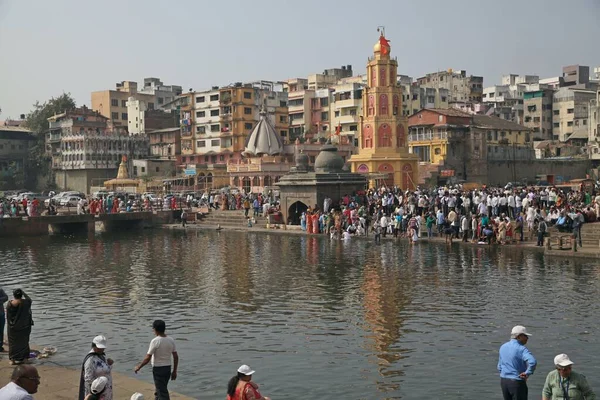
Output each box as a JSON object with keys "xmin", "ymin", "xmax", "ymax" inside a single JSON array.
[{"xmin": 379, "ymin": 35, "xmax": 390, "ymax": 55}]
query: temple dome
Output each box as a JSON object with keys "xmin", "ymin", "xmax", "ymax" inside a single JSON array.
[
  {"xmin": 314, "ymin": 144, "xmax": 344, "ymax": 173},
  {"xmin": 243, "ymin": 109, "xmax": 284, "ymax": 156}
]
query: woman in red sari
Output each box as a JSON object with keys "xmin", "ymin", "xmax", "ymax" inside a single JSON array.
[{"xmin": 226, "ymin": 365, "xmax": 270, "ymax": 400}]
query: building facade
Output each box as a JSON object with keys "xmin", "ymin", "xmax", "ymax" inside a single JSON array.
[
  {"xmin": 91, "ymin": 78, "xmax": 181, "ymax": 127},
  {"xmin": 523, "ymin": 89, "xmax": 554, "ymax": 141},
  {"xmin": 0, "ymin": 127, "xmax": 35, "ymax": 188},
  {"xmin": 552, "ymin": 87, "xmax": 596, "ymax": 143},
  {"xmin": 331, "ymin": 82, "xmax": 363, "ymax": 143},
  {"xmin": 348, "ymin": 33, "xmax": 419, "ymax": 189},
  {"xmin": 48, "ymin": 107, "xmax": 149, "ymax": 193},
  {"xmin": 416, "ymin": 69, "xmax": 483, "ymax": 103}
]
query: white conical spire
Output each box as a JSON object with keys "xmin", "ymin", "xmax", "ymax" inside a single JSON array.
[{"xmin": 243, "ymin": 107, "xmax": 284, "ymax": 156}]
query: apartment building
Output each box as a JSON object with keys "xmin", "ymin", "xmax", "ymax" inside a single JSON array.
[
  {"xmin": 307, "ymin": 65, "xmax": 353, "ymax": 90},
  {"xmin": 91, "ymin": 78, "xmax": 181, "ymax": 127},
  {"xmin": 552, "ymin": 87, "xmax": 596, "ymax": 144},
  {"xmin": 47, "ymin": 106, "xmax": 149, "ymax": 193},
  {"xmin": 398, "ymin": 76, "xmax": 449, "ymax": 116},
  {"xmin": 523, "ymin": 89, "xmax": 554, "ymax": 141},
  {"xmin": 330, "ymin": 83, "xmax": 362, "ymax": 140},
  {"xmin": 589, "ymin": 90, "xmax": 600, "ymax": 160},
  {"xmin": 286, "ymin": 79, "xmax": 315, "ymax": 141},
  {"xmin": 416, "ymin": 69, "xmax": 483, "ymax": 103},
  {"xmin": 126, "ymin": 97, "xmax": 178, "ymax": 135},
  {"xmin": 0, "ymin": 126, "xmax": 35, "ymax": 187}
]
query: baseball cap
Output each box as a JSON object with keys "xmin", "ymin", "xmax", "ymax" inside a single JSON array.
[
  {"xmin": 131, "ymin": 393, "xmax": 145, "ymax": 400},
  {"xmin": 237, "ymin": 364, "xmax": 255, "ymax": 376},
  {"xmin": 91, "ymin": 376, "xmax": 108, "ymax": 394},
  {"xmin": 554, "ymin": 354, "xmax": 574, "ymax": 367},
  {"xmin": 93, "ymin": 335, "xmax": 107, "ymax": 349},
  {"xmin": 511, "ymin": 325, "xmax": 532, "ymax": 337}
]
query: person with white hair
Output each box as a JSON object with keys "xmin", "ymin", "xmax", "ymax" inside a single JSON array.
[
  {"xmin": 542, "ymin": 353, "xmax": 595, "ymax": 400},
  {"xmin": 497, "ymin": 325, "xmax": 537, "ymax": 400}
]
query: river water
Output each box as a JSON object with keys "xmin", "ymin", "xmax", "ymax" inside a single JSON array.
[{"xmin": 1, "ymin": 229, "xmax": 599, "ymax": 399}]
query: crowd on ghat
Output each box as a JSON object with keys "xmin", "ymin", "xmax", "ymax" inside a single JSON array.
[{"xmin": 297, "ymin": 183, "xmax": 600, "ymax": 247}]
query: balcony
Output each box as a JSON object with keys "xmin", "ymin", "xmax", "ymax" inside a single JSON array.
[
  {"xmin": 334, "ymin": 99, "xmax": 360, "ymax": 109},
  {"xmin": 408, "ymin": 131, "xmax": 449, "ymax": 142},
  {"xmin": 288, "ymin": 104, "xmax": 304, "ymax": 113},
  {"xmin": 336, "ymin": 115, "xmax": 360, "ymax": 125}
]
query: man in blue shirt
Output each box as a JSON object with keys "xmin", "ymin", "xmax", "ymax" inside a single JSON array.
[{"xmin": 498, "ymin": 325, "xmax": 537, "ymax": 400}]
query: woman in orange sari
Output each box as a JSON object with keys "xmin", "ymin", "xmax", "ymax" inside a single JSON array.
[{"xmin": 226, "ymin": 365, "xmax": 270, "ymax": 400}]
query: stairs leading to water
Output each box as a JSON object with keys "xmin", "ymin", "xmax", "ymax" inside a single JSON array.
[
  {"xmin": 547, "ymin": 222, "xmax": 600, "ymax": 248},
  {"xmin": 195, "ymin": 209, "xmax": 268, "ymax": 229}
]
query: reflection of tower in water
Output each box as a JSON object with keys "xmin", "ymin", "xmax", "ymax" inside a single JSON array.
[{"xmin": 361, "ymin": 255, "xmax": 412, "ymax": 392}]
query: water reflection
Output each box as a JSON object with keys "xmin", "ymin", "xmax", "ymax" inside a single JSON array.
[{"xmin": 0, "ymin": 231, "xmax": 599, "ymax": 399}]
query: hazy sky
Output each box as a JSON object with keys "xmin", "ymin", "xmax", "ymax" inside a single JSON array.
[{"xmin": 1, "ymin": 0, "xmax": 599, "ymax": 119}]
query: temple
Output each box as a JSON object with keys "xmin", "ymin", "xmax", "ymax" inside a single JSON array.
[{"xmin": 349, "ymin": 31, "xmax": 419, "ymax": 189}]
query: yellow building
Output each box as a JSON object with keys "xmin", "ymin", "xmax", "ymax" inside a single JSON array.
[{"xmin": 349, "ymin": 32, "xmax": 419, "ymax": 189}]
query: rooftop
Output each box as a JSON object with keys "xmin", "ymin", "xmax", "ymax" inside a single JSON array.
[
  {"xmin": 0, "ymin": 126, "xmax": 35, "ymax": 140},
  {"xmin": 420, "ymin": 108, "xmax": 472, "ymax": 117},
  {"xmin": 472, "ymin": 114, "xmax": 531, "ymax": 131}
]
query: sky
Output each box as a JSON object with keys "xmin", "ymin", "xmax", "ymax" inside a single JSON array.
[{"xmin": 1, "ymin": 0, "xmax": 599, "ymax": 119}]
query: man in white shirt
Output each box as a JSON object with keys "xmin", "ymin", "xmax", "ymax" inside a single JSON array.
[
  {"xmin": 0, "ymin": 365, "xmax": 40, "ymax": 400},
  {"xmin": 135, "ymin": 320, "xmax": 179, "ymax": 400}
]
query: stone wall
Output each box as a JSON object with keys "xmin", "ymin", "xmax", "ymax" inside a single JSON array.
[
  {"xmin": 54, "ymin": 169, "xmax": 118, "ymax": 194},
  {"xmin": 486, "ymin": 159, "xmax": 591, "ymax": 186}
]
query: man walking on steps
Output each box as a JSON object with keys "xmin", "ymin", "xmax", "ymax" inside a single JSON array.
[
  {"xmin": 498, "ymin": 325, "xmax": 537, "ymax": 400},
  {"xmin": 135, "ymin": 320, "xmax": 179, "ymax": 400}
]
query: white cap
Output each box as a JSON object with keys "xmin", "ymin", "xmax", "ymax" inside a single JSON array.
[
  {"xmin": 131, "ymin": 393, "xmax": 145, "ymax": 400},
  {"xmin": 511, "ymin": 325, "xmax": 532, "ymax": 337},
  {"xmin": 237, "ymin": 364, "xmax": 255, "ymax": 376},
  {"xmin": 91, "ymin": 376, "xmax": 108, "ymax": 394},
  {"xmin": 554, "ymin": 354, "xmax": 574, "ymax": 367},
  {"xmin": 93, "ymin": 335, "xmax": 107, "ymax": 349}
]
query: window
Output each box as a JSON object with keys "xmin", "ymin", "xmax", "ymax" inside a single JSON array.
[
  {"xmin": 567, "ymin": 121, "xmax": 573, "ymax": 127},
  {"xmin": 197, "ymin": 141, "xmax": 206, "ymax": 147},
  {"xmin": 487, "ymin": 132, "xmax": 492, "ymax": 141},
  {"xmin": 148, "ymin": 102, "xmax": 154, "ymax": 110},
  {"xmin": 245, "ymin": 123, "xmax": 253, "ymax": 130},
  {"xmin": 156, "ymin": 166, "xmax": 160, "ymax": 172},
  {"xmin": 320, "ymin": 98, "xmax": 329, "ymax": 107},
  {"xmin": 567, "ymin": 108, "xmax": 574, "ymax": 114},
  {"xmin": 533, "ymin": 117, "xmax": 540, "ymax": 122},
  {"xmin": 583, "ymin": 119, "xmax": 587, "ymax": 126},
  {"xmin": 196, "ymin": 111, "xmax": 205, "ymax": 118},
  {"xmin": 122, "ymin": 113, "xmax": 128, "ymax": 120},
  {"xmin": 210, "ymin": 94, "xmax": 219, "ymax": 101},
  {"xmin": 196, "ymin": 96, "xmax": 205, "ymax": 103},
  {"xmin": 279, "ymin": 116, "xmax": 287, "ymax": 123},
  {"xmin": 280, "ymin": 130, "xmax": 287, "ymax": 137},
  {"xmin": 141, "ymin": 167, "xmax": 146, "ymax": 173},
  {"xmin": 244, "ymin": 107, "xmax": 252, "ymax": 115},
  {"xmin": 211, "ymin": 139, "xmax": 220, "ymax": 146},
  {"xmin": 280, "ymin": 101, "xmax": 286, "ymax": 107},
  {"xmin": 350, "ymin": 125, "xmax": 358, "ymax": 131},
  {"xmin": 111, "ymin": 99, "xmax": 119, "ymax": 107},
  {"xmin": 244, "ymin": 92, "xmax": 252, "ymax": 99},
  {"xmin": 197, "ymin": 126, "xmax": 206, "ymax": 133},
  {"xmin": 321, "ymin": 112, "xmax": 328, "ymax": 121},
  {"xmin": 553, "ymin": 122, "xmax": 560, "ymax": 128},
  {"xmin": 335, "ymin": 111, "xmax": 340, "ymax": 117},
  {"xmin": 441, "ymin": 96, "xmax": 447, "ymax": 102},
  {"xmin": 210, "ymin": 109, "xmax": 219, "ymax": 117},
  {"xmin": 111, "ymin": 112, "xmax": 119, "ymax": 120},
  {"xmin": 438, "ymin": 115, "xmax": 443, "ymax": 122},
  {"xmin": 157, "ymin": 97, "xmax": 164, "ymax": 105},
  {"xmin": 210, "ymin": 124, "xmax": 220, "ymax": 132},
  {"xmin": 204, "ymin": 156, "xmax": 209, "ymax": 162},
  {"xmin": 553, "ymin": 110, "xmax": 559, "ymax": 115},
  {"xmin": 121, "ymin": 100, "xmax": 127, "ymax": 108}
]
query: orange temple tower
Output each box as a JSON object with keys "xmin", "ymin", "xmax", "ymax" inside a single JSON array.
[{"xmin": 349, "ymin": 30, "xmax": 419, "ymax": 189}]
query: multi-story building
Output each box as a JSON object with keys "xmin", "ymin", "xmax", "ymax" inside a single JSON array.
[
  {"xmin": 587, "ymin": 90, "xmax": 600, "ymax": 160},
  {"xmin": 286, "ymin": 79, "xmax": 315, "ymax": 141},
  {"xmin": 147, "ymin": 127, "xmax": 180, "ymax": 159},
  {"xmin": 398, "ymin": 75, "xmax": 449, "ymax": 116},
  {"xmin": 126, "ymin": 97, "xmax": 178, "ymax": 135},
  {"xmin": 307, "ymin": 65, "xmax": 353, "ymax": 90},
  {"xmin": 0, "ymin": 126, "xmax": 35, "ymax": 188},
  {"xmin": 552, "ymin": 87, "xmax": 596, "ymax": 144},
  {"xmin": 330, "ymin": 83, "xmax": 363, "ymax": 142},
  {"xmin": 408, "ymin": 109, "xmax": 533, "ymax": 184},
  {"xmin": 523, "ymin": 89, "xmax": 554, "ymax": 141},
  {"xmin": 47, "ymin": 106, "xmax": 149, "ymax": 193},
  {"xmin": 91, "ymin": 78, "xmax": 181, "ymax": 127},
  {"xmin": 416, "ymin": 69, "xmax": 483, "ymax": 103}
]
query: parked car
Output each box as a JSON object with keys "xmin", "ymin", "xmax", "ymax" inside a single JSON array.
[{"xmin": 59, "ymin": 196, "xmax": 85, "ymax": 207}]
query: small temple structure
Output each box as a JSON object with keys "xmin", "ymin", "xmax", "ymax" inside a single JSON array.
[
  {"xmin": 227, "ymin": 108, "xmax": 290, "ymax": 193},
  {"xmin": 278, "ymin": 143, "xmax": 367, "ymax": 225},
  {"xmin": 103, "ymin": 155, "xmax": 139, "ymax": 192},
  {"xmin": 349, "ymin": 30, "xmax": 419, "ymax": 189}
]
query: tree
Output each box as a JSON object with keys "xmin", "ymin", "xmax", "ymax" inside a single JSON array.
[{"xmin": 23, "ymin": 93, "xmax": 76, "ymax": 190}]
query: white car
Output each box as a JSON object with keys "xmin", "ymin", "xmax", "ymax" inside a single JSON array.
[{"xmin": 60, "ymin": 196, "xmax": 84, "ymax": 207}]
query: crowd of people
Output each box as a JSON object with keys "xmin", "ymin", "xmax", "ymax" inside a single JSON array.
[{"xmin": 295, "ymin": 184, "xmax": 599, "ymax": 249}]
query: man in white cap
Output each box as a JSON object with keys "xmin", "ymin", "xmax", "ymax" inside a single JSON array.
[
  {"xmin": 498, "ymin": 325, "xmax": 537, "ymax": 400},
  {"xmin": 542, "ymin": 354, "xmax": 596, "ymax": 400}
]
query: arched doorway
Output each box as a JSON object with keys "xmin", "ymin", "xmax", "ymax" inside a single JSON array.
[
  {"xmin": 378, "ymin": 163, "xmax": 394, "ymax": 187},
  {"xmin": 288, "ymin": 201, "xmax": 308, "ymax": 225},
  {"xmin": 263, "ymin": 175, "xmax": 272, "ymax": 187},
  {"xmin": 242, "ymin": 177, "xmax": 251, "ymax": 194},
  {"xmin": 252, "ymin": 176, "xmax": 260, "ymax": 188},
  {"xmin": 198, "ymin": 172, "xmax": 206, "ymax": 190},
  {"xmin": 402, "ymin": 163, "xmax": 414, "ymax": 190}
]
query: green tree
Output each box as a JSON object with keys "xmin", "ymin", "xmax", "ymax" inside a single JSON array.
[{"xmin": 23, "ymin": 93, "xmax": 76, "ymax": 190}]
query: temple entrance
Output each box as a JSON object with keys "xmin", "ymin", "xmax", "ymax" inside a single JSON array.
[{"xmin": 288, "ymin": 201, "xmax": 308, "ymax": 225}]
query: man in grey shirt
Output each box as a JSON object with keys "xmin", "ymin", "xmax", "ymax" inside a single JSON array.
[{"xmin": 0, "ymin": 287, "xmax": 8, "ymax": 352}]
